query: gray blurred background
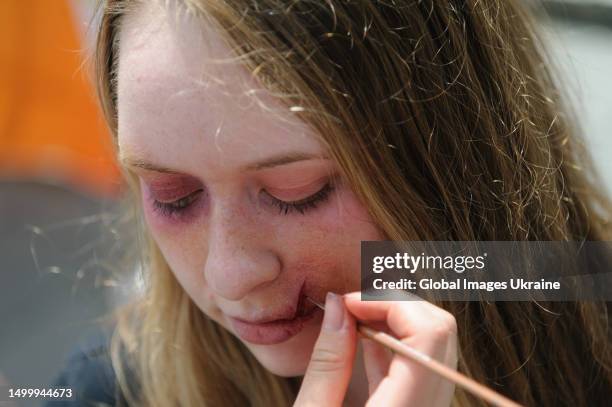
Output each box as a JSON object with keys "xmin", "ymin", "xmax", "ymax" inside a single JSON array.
[{"xmin": 1, "ymin": 1, "xmax": 611, "ymax": 405}]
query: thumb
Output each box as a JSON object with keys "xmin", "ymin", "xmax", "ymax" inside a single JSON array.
[{"xmin": 294, "ymin": 293, "xmax": 357, "ymax": 407}]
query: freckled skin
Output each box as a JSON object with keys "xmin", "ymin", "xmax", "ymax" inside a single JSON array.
[{"xmin": 118, "ymin": 2, "xmax": 383, "ymax": 376}]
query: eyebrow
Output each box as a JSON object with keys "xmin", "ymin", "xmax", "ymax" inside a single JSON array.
[
  {"xmin": 120, "ymin": 152, "xmax": 325, "ymax": 173},
  {"xmin": 120, "ymin": 157, "xmax": 180, "ymax": 174}
]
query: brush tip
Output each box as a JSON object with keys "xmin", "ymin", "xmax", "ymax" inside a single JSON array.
[{"xmin": 306, "ymin": 296, "xmax": 325, "ymax": 310}]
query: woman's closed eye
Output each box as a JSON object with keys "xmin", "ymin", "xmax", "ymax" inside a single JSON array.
[
  {"xmin": 150, "ymin": 181, "xmax": 334, "ymax": 219},
  {"xmin": 263, "ymin": 182, "xmax": 334, "ymax": 215},
  {"xmin": 152, "ymin": 189, "xmax": 204, "ymax": 217}
]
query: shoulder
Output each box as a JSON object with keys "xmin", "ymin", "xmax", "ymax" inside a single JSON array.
[{"xmin": 44, "ymin": 329, "xmax": 134, "ymax": 407}]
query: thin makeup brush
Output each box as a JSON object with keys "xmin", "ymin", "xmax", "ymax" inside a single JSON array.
[{"xmin": 306, "ymin": 296, "xmax": 523, "ymax": 407}]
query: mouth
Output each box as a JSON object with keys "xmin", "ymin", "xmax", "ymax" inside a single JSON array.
[{"xmin": 228, "ymin": 283, "xmax": 323, "ymax": 345}]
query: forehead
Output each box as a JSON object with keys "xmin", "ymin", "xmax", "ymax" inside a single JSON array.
[{"xmin": 116, "ymin": 1, "xmax": 323, "ymax": 174}]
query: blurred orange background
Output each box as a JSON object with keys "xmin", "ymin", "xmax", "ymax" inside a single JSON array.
[{"xmin": 0, "ymin": 0, "xmax": 121, "ymax": 198}]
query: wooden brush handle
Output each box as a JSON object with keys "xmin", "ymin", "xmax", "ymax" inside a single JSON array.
[{"xmin": 358, "ymin": 325, "xmax": 523, "ymax": 407}]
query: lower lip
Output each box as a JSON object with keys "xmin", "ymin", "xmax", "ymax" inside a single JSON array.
[{"xmin": 229, "ymin": 308, "xmax": 321, "ymax": 345}]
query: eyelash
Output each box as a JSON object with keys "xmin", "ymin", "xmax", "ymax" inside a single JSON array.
[
  {"xmin": 150, "ymin": 183, "xmax": 334, "ymax": 218},
  {"xmin": 266, "ymin": 182, "xmax": 334, "ymax": 215},
  {"xmin": 152, "ymin": 190, "xmax": 203, "ymax": 217}
]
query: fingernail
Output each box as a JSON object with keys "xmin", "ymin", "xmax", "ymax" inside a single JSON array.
[
  {"xmin": 344, "ymin": 292, "xmax": 361, "ymax": 301},
  {"xmin": 322, "ymin": 292, "xmax": 344, "ymax": 331}
]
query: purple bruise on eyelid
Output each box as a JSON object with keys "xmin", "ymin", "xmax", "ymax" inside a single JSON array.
[
  {"xmin": 140, "ymin": 176, "xmax": 204, "ymax": 201},
  {"xmin": 138, "ymin": 175, "xmax": 335, "ymax": 222},
  {"xmin": 139, "ymin": 180, "xmax": 206, "ymax": 223}
]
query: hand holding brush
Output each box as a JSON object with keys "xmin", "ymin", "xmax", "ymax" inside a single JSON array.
[{"xmin": 293, "ymin": 292, "xmax": 523, "ymax": 407}]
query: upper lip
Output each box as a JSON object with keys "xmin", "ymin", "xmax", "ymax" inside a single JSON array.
[{"xmin": 226, "ymin": 282, "xmax": 318, "ymax": 324}]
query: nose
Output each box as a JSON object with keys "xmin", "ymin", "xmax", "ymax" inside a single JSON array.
[{"xmin": 204, "ymin": 200, "xmax": 280, "ymax": 301}]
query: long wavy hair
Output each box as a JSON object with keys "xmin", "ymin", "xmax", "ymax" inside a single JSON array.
[{"xmin": 94, "ymin": 0, "xmax": 612, "ymax": 405}]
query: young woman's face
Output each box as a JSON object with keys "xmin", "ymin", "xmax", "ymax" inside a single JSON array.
[{"xmin": 117, "ymin": 2, "xmax": 382, "ymax": 376}]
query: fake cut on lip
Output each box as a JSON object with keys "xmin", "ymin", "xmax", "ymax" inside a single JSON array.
[{"xmin": 228, "ymin": 284, "xmax": 323, "ymax": 345}]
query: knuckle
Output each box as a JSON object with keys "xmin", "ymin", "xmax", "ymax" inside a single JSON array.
[
  {"xmin": 431, "ymin": 315, "xmax": 458, "ymax": 340},
  {"xmin": 444, "ymin": 313, "xmax": 458, "ymax": 335},
  {"xmin": 309, "ymin": 347, "xmax": 345, "ymax": 373}
]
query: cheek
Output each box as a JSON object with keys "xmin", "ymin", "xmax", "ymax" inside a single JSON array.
[
  {"xmin": 151, "ymin": 230, "xmax": 205, "ymax": 292},
  {"xmin": 139, "ymin": 181, "xmax": 207, "ymax": 271},
  {"xmin": 279, "ymin": 188, "xmax": 384, "ymax": 294},
  {"xmin": 141, "ymin": 201, "xmax": 217, "ymax": 310},
  {"xmin": 149, "ymin": 230, "xmax": 224, "ymax": 321}
]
